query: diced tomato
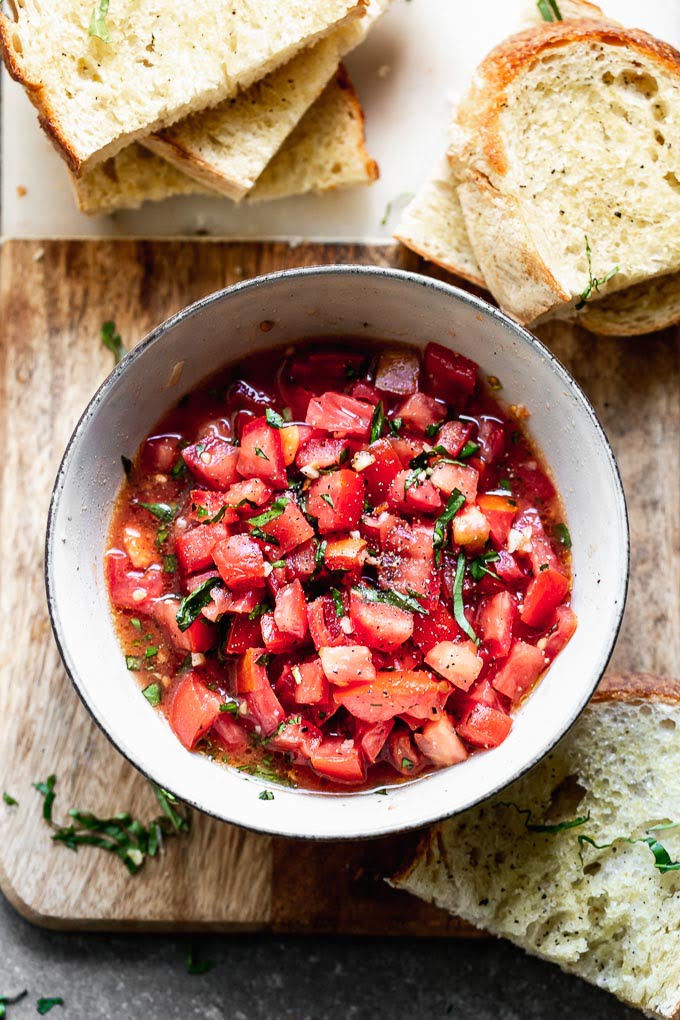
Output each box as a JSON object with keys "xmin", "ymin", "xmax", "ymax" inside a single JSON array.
[
  {"xmin": 390, "ymin": 435, "xmax": 426, "ymax": 467},
  {"xmin": 324, "ymin": 535, "xmax": 367, "ymax": 575},
  {"xmin": 307, "ymin": 595, "xmax": 346, "ymax": 649},
  {"xmin": 361, "ymin": 438, "xmax": 403, "ymax": 505},
  {"xmin": 513, "ymin": 509, "xmax": 562, "ymax": 575},
  {"xmin": 543, "ymin": 605, "xmax": 577, "ymax": 660},
  {"xmin": 213, "ymin": 534, "xmax": 266, "ymax": 589},
  {"xmin": 248, "ymin": 498, "xmax": 314, "ymax": 555},
  {"xmin": 334, "ymin": 670, "xmax": 448, "ymax": 723},
  {"xmin": 273, "ymin": 579, "xmax": 308, "ymax": 639},
  {"xmin": 412, "ymin": 600, "xmax": 459, "ymax": 654},
  {"xmin": 268, "ymin": 717, "xmax": 322, "ymax": 760},
  {"xmin": 456, "ymin": 702, "xmax": 512, "ymax": 748},
  {"xmin": 513, "ymin": 461, "xmax": 556, "ymax": 503},
  {"xmin": 383, "ymin": 726, "xmax": 426, "ymax": 776},
  {"xmin": 388, "ymin": 471, "xmax": 442, "ymax": 516},
  {"xmin": 354, "ymin": 718, "xmax": 394, "ymax": 763},
  {"xmin": 237, "ymin": 417, "xmax": 287, "ymax": 489},
  {"xmin": 310, "ymin": 739, "xmax": 366, "ymax": 784},
  {"xmin": 425, "ymin": 640, "xmax": 482, "ymax": 691},
  {"xmin": 167, "ymin": 673, "xmax": 222, "ymax": 749},
  {"xmin": 477, "ymin": 493, "xmax": 517, "ymax": 545},
  {"xmin": 414, "ymin": 715, "xmax": 468, "ymax": 766},
  {"xmin": 319, "ymin": 645, "xmax": 376, "ymax": 686},
  {"xmin": 292, "ymin": 659, "xmax": 329, "ymax": 705},
  {"xmin": 423, "ymin": 342, "xmax": 478, "ymax": 404},
  {"xmin": 479, "ymin": 591, "xmax": 516, "ymax": 658},
  {"xmin": 152, "ymin": 597, "xmax": 217, "ymax": 653},
  {"xmin": 397, "ymin": 392, "xmax": 447, "ymax": 433},
  {"xmin": 106, "ymin": 551, "xmax": 164, "ymax": 611},
  {"xmin": 212, "ymin": 713, "xmax": 250, "ymax": 753},
  {"xmin": 204, "ymin": 587, "xmax": 260, "ymax": 620},
  {"xmin": 141, "ymin": 433, "xmax": 182, "ymax": 473},
  {"xmin": 520, "ymin": 568, "xmax": 570, "ymax": 630},
  {"xmin": 176, "ymin": 521, "xmax": 230, "ymax": 574},
  {"xmin": 375, "ymin": 349, "xmax": 420, "ymax": 396},
  {"xmin": 188, "ymin": 490, "xmax": 239, "ymax": 525},
  {"xmin": 476, "ymin": 419, "xmax": 506, "ymax": 465},
  {"xmin": 279, "ymin": 424, "xmax": 301, "ymax": 466},
  {"xmin": 285, "ymin": 538, "xmax": 317, "ymax": 582},
  {"xmin": 224, "ymin": 478, "xmax": 272, "ymax": 508},
  {"xmin": 121, "ymin": 525, "xmax": 156, "ymax": 570},
  {"xmin": 492, "ymin": 640, "xmax": 547, "ymax": 702},
  {"xmin": 236, "ymin": 648, "xmax": 269, "ymax": 693},
  {"xmin": 225, "ymin": 615, "xmax": 262, "ymax": 654},
  {"xmin": 436, "ymin": 421, "xmax": 473, "ymax": 458},
  {"xmin": 295, "ymin": 436, "xmax": 349, "ymax": 473},
  {"xmin": 349, "ymin": 589, "xmax": 414, "ymax": 651},
  {"xmin": 244, "ymin": 684, "xmax": 286, "ymax": 735},
  {"xmin": 306, "ymin": 392, "xmax": 374, "ymax": 438},
  {"xmin": 307, "ymin": 470, "xmax": 365, "ymax": 534},
  {"xmin": 182, "ymin": 437, "xmax": 240, "ymax": 489},
  {"xmin": 452, "ymin": 505, "xmax": 490, "ymax": 550},
  {"xmin": 430, "ymin": 461, "xmax": 479, "ymax": 503},
  {"xmin": 279, "ymin": 351, "xmax": 366, "ymax": 420},
  {"xmin": 495, "ymin": 549, "xmax": 529, "ymax": 587},
  {"xmin": 350, "ymin": 380, "xmax": 382, "ymax": 404},
  {"xmin": 379, "ymin": 522, "xmax": 438, "ymax": 602},
  {"xmin": 260, "ymin": 612, "xmax": 301, "ymax": 654}
]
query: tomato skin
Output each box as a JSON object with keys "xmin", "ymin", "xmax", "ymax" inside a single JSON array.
[
  {"xmin": 324, "ymin": 535, "xmax": 366, "ymax": 575},
  {"xmin": 334, "ymin": 670, "xmax": 448, "ymax": 723},
  {"xmin": 492, "ymin": 640, "xmax": 547, "ymax": 702},
  {"xmin": 175, "ymin": 521, "xmax": 230, "ymax": 574},
  {"xmin": 362, "ymin": 439, "xmax": 403, "ymax": 506},
  {"xmin": 430, "ymin": 461, "xmax": 479, "ymax": 503},
  {"xmin": 520, "ymin": 568, "xmax": 570, "ymax": 629},
  {"xmin": 204, "ymin": 586, "xmax": 260, "ymax": 620},
  {"xmin": 244, "ymin": 685, "xmax": 286, "ymax": 736},
  {"xmin": 279, "ymin": 424, "xmax": 301, "ymax": 466},
  {"xmin": 476, "ymin": 419, "xmax": 506, "ymax": 465},
  {"xmin": 213, "ymin": 534, "xmax": 266, "ymax": 589},
  {"xmin": 412, "ymin": 600, "xmax": 460, "ymax": 654},
  {"xmin": 182, "ymin": 437, "xmax": 240, "ymax": 489},
  {"xmin": 349, "ymin": 590, "xmax": 414, "ymax": 651},
  {"xmin": 141, "ymin": 433, "xmax": 182, "ymax": 473},
  {"xmin": 212, "ymin": 713, "xmax": 250, "ymax": 753},
  {"xmin": 310, "ymin": 739, "xmax": 366, "ymax": 784},
  {"xmin": 226, "ymin": 615, "xmax": 262, "ymax": 654},
  {"xmin": 455, "ymin": 702, "xmax": 512, "ymax": 749},
  {"xmin": 106, "ymin": 552, "xmax": 164, "ymax": 611},
  {"xmin": 477, "ymin": 493, "xmax": 517, "ymax": 545},
  {"xmin": 423, "ymin": 342, "xmax": 478, "ymax": 404},
  {"xmin": 307, "ymin": 470, "xmax": 365, "ymax": 534},
  {"xmin": 414, "ymin": 715, "xmax": 468, "ymax": 766},
  {"xmin": 397, "ymin": 392, "xmax": 447, "ymax": 433},
  {"xmin": 306, "ymin": 392, "xmax": 374, "ymax": 438},
  {"xmin": 375, "ymin": 348, "xmax": 420, "ymax": 396},
  {"xmin": 167, "ymin": 673, "xmax": 222, "ymax": 750},
  {"xmin": 354, "ymin": 718, "xmax": 394, "ymax": 763},
  {"xmin": 292, "ymin": 658, "xmax": 329, "ymax": 705},
  {"xmin": 254, "ymin": 499, "xmax": 315, "ymax": 554},
  {"xmin": 237, "ymin": 417, "xmax": 287, "ymax": 489},
  {"xmin": 479, "ymin": 591, "xmax": 516, "ymax": 658},
  {"xmin": 319, "ymin": 645, "xmax": 376, "ymax": 686},
  {"xmin": 424, "ymin": 640, "xmax": 483, "ymax": 691},
  {"xmin": 307, "ymin": 595, "xmax": 346, "ymax": 649},
  {"xmin": 543, "ymin": 605, "xmax": 577, "ymax": 660},
  {"xmin": 273, "ymin": 579, "xmax": 308, "ymax": 639},
  {"xmin": 383, "ymin": 726, "xmax": 426, "ymax": 776}
]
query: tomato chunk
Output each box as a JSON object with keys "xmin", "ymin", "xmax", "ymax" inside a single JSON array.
[
  {"xmin": 424, "ymin": 640, "xmax": 482, "ymax": 691},
  {"xmin": 430, "ymin": 462, "xmax": 478, "ymax": 503},
  {"xmin": 375, "ymin": 349, "xmax": 420, "ymax": 396},
  {"xmin": 176, "ymin": 521, "xmax": 231, "ymax": 574},
  {"xmin": 237, "ymin": 648, "xmax": 269, "ymax": 693},
  {"xmin": 334, "ymin": 671, "xmax": 448, "ymax": 723},
  {"xmin": 106, "ymin": 552, "xmax": 164, "ymax": 611},
  {"xmin": 520, "ymin": 568, "xmax": 570, "ymax": 630},
  {"xmin": 456, "ymin": 702, "xmax": 512, "ymax": 749},
  {"xmin": 383, "ymin": 726, "xmax": 426, "ymax": 776},
  {"xmin": 153, "ymin": 598, "xmax": 217, "ymax": 653},
  {"xmin": 253, "ymin": 498, "xmax": 315, "ymax": 555},
  {"xmin": 274, "ymin": 579, "xmax": 308, "ymax": 639},
  {"xmin": 244, "ymin": 685, "xmax": 286, "ymax": 735},
  {"xmin": 182, "ymin": 437, "xmax": 240, "ymax": 489},
  {"xmin": 226, "ymin": 615, "xmax": 262, "ymax": 654},
  {"xmin": 237, "ymin": 417, "xmax": 287, "ymax": 489},
  {"xmin": 479, "ymin": 591, "xmax": 516, "ymax": 659},
  {"xmin": 492, "ymin": 641, "xmax": 547, "ymax": 702},
  {"xmin": 307, "ymin": 595, "xmax": 346, "ymax": 649},
  {"xmin": 423, "ymin": 342, "xmax": 478, "ymax": 404},
  {"xmin": 477, "ymin": 493, "xmax": 517, "ymax": 545},
  {"xmin": 319, "ymin": 645, "xmax": 376, "ymax": 686},
  {"xmin": 310, "ymin": 739, "xmax": 366, "ymax": 784},
  {"xmin": 306, "ymin": 392, "xmax": 374, "ymax": 438},
  {"xmin": 307, "ymin": 470, "xmax": 364, "ymax": 534},
  {"xmin": 295, "ymin": 436, "xmax": 349, "ymax": 473},
  {"xmin": 292, "ymin": 659, "xmax": 329, "ymax": 705},
  {"xmin": 412, "ymin": 600, "xmax": 459, "ymax": 654},
  {"xmin": 397, "ymin": 392, "xmax": 446, "ymax": 434},
  {"xmin": 349, "ymin": 590, "xmax": 414, "ymax": 652},
  {"xmin": 361, "ymin": 438, "xmax": 402, "ymax": 505},
  {"xmin": 414, "ymin": 715, "xmax": 468, "ymax": 766},
  {"xmin": 354, "ymin": 718, "xmax": 394, "ymax": 763},
  {"xmin": 168, "ymin": 673, "xmax": 221, "ymax": 750},
  {"xmin": 213, "ymin": 534, "xmax": 266, "ymax": 589},
  {"xmin": 324, "ymin": 535, "xmax": 367, "ymax": 575},
  {"xmin": 543, "ymin": 606, "xmax": 577, "ymax": 660}
]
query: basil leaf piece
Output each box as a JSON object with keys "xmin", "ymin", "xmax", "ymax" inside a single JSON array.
[
  {"xmin": 185, "ymin": 948, "xmax": 214, "ymax": 975},
  {"xmin": 459, "ymin": 440, "xmax": 480, "ymax": 459},
  {"xmin": 37, "ymin": 997, "xmax": 64, "ymax": 1015},
  {"xmin": 219, "ymin": 702, "xmax": 239, "ymax": 715},
  {"xmin": 452, "ymin": 552, "xmax": 480, "ymax": 645},
  {"xmin": 2, "ymin": 792, "xmax": 18, "ymax": 806},
  {"xmin": 578, "ymin": 822, "xmax": 680, "ymax": 874},
  {"xmin": 330, "ymin": 588, "xmax": 345, "ymax": 618},
  {"xmin": 137, "ymin": 501, "xmax": 177, "ymax": 523},
  {"xmin": 554, "ymin": 522, "xmax": 572, "ymax": 549},
  {"xmin": 352, "ymin": 583, "xmax": 427, "ymax": 617},
  {"xmin": 100, "ymin": 317, "xmax": 123, "ymax": 359},
  {"xmin": 259, "ymin": 790, "xmax": 275, "ymax": 801},
  {"xmin": 255, "ymin": 652, "xmax": 273, "ymax": 667},
  {"xmin": 370, "ymin": 401, "xmax": 386, "ymax": 444},
  {"xmin": 470, "ymin": 550, "xmax": 501, "ymax": 583},
  {"xmin": 152, "ymin": 784, "xmax": 190, "ymax": 833},
  {"xmin": 254, "ymin": 447, "xmax": 269, "ymax": 461},
  {"xmin": 248, "ymin": 601, "xmax": 271, "ymax": 620},
  {"xmin": 498, "ymin": 802, "xmax": 591, "ymax": 833},
  {"xmin": 89, "ymin": 0, "xmax": 110, "ymax": 41},
  {"xmin": 425, "ymin": 421, "xmax": 442, "ymax": 438},
  {"xmin": 163, "ymin": 554, "xmax": 178, "ymax": 574},
  {"xmin": 34, "ymin": 774, "xmax": 56, "ymax": 822},
  {"xmin": 536, "ymin": 0, "xmax": 562, "ymax": 20},
  {"xmin": 575, "ymin": 235, "xmax": 619, "ymax": 309},
  {"xmin": 248, "ymin": 496, "xmax": 290, "ymax": 528},
  {"xmin": 125, "ymin": 655, "xmax": 144, "ymax": 671},
  {"xmin": 175, "ymin": 578, "xmax": 222, "ymax": 632},
  {"xmin": 142, "ymin": 683, "xmax": 162, "ymax": 707},
  {"xmin": 0, "ymin": 991, "xmax": 28, "ymax": 1017},
  {"xmin": 320, "ymin": 492, "xmax": 335, "ymax": 510},
  {"xmin": 265, "ymin": 407, "xmax": 287, "ymax": 429},
  {"xmin": 433, "ymin": 488, "xmax": 465, "ymax": 567}
]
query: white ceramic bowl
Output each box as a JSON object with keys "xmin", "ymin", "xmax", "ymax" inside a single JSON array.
[{"xmin": 46, "ymin": 266, "xmax": 629, "ymax": 840}]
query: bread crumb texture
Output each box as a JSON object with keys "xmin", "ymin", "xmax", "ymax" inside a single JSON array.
[{"xmin": 394, "ymin": 697, "xmax": 680, "ymax": 1019}]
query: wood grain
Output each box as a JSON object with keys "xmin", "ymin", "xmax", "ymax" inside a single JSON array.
[{"xmin": 0, "ymin": 239, "xmax": 677, "ymax": 932}]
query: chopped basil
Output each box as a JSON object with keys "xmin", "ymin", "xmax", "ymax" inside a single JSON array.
[
  {"xmin": 250, "ymin": 527, "xmax": 279, "ymax": 545},
  {"xmin": 498, "ymin": 802, "xmax": 590, "ymax": 833},
  {"xmin": 576, "ymin": 236, "xmax": 619, "ymax": 309},
  {"xmin": 539, "ymin": 563, "xmax": 549, "ymax": 572},
  {"xmin": 537, "ymin": 0, "xmax": 562, "ymax": 21},
  {"xmin": 170, "ymin": 456, "xmax": 187, "ymax": 478},
  {"xmin": 459, "ymin": 441, "xmax": 480, "ymax": 459},
  {"xmin": 254, "ymin": 446, "xmax": 269, "ymax": 461},
  {"xmin": 554, "ymin": 522, "xmax": 572, "ymax": 549},
  {"xmin": 425, "ymin": 421, "xmax": 442, "ymax": 438},
  {"xmin": 452, "ymin": 552, "xmax": 480, "ymax": 645},
  {"xmin": 34, "ymin": 775, "xmax": 56, "ymax": 822},
  {"xmin": 470, "ymin": 550, "xmax": 501, "ymax": 583},
  {"xmin": 121, "ymin": 455, "xmax": 133, "ymax": 477},
  {"xmin": 130, "ymin": 617, "xmax": 142, "ymax": 631},
  {"xmin": 259, "ymin": 790, "xmax": 275, "ymax": 801},
  {"xmin": 219, "ymin": 702, "xmax": 239, "ymax": 715},
  {"xmin": 388, "ymin": 416, "xmax": 403, "ymax": 437},
  {"xmin": 248, "ymin": 601, "xmax": 271, "ymax": 621},
  {"xmin": 330, "ymin": 588, "xmax": 345, "ymax": 617},
  {"xmin": 255, "ymin": 652, "xmax": 273, "ymax": 667},
  {"xmin": 511, "ymin": 431, "xmax": 522, "ymax": 444},
  {"xmin": 144, "ymin": 646, "xmax": 158, "ymax": 660},
  {"xmin": 37, "ymin": 998, "xmax": 64, "ymax": 1015},
  {"xmin": 100, "ymin": 318, "xmax": 123, "ymax": 359},
  {"xmin": 248, "ymin": 496, "xmax": 290, "ymax": 528},
  {"xmin": 353, "ymin": 583, "xmax": 427, "ymax": 616},
  {"xmin": 2, "ymin": 792, "xmax": 18, "ymax": 806},
  {"xmin": 320, "ymin": 492, "xmax": 335, "ymax": 510},
  {"xmin": 175, "ymin": 578, "xmax": 222, "ymax": 631},
  {"xmin": 152, "ymin": 783, "xmax": 190, "ymax": 833},
  {"xmin": 499, "ymin": 479, "xmax": 512, "ymax": 491},
  {"xmin": 313, "ymin": 539, "xmax": 327, "ymax": 577},
  {"xmin": 185, "ymin": 948, "xmax": 214, "ymax": 975},
  {"xmin": 433, "ymin": 488, "xmax": 465, "ymax": 566},
  {"xmin": 270, "ymin": 559, "xmax": 286, "ymax": 569},
  {"xmin": 401, "ymin": 758, "xmax": 414, "ymax": 770},
  {"xmin": 125, "ymin": 655, "xmax": 144, "ymax": 671},
  {"xmin": 375, "ymin": 788, "xmax": 388, "ymax": 796},
  {"xmin": 137, "ymin": 501, "xmax": 177, "ymax": 523},
  {"xmin": 265, "ymin": 407, "xmax": 287, "ymax": 429},
  {"xmin": 205, "ymin": 504, "xmax": 228, "ymax": 526},
  {"xmin": 0, "ymin": 991, "xmax": 28, "ymax": 1016},
  {"xmin": 370, "ymin": 401, "xmax": 386, "ymax": 444},
  {"xmin": 155, "ymin": 525, "xmax": 170, "ymax": 551},
  {"xmin": 578, "ymin": 822, "xmax": 680, "ymax": 874},
  {"xmin": 142, "ymin": 682, "xmax": 162, "ymax": 706},
  {"xmin": 163, "ymin": 554, "xmax": 178, "ymax": 574}
]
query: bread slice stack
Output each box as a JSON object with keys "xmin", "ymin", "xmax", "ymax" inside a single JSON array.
[
  {"xmin": 396, "ymin": 1, "xmax": 680, "ymax": 336},
  {"xmin": 0, "ymin": 0, "xmax": 385, "ymax": 215},
  {"xmin": 391, "ymin": 674, "xmax": 680, "ymax": 1019}
]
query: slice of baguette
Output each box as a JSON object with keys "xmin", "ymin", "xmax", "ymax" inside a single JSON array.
[
  {"xmin": 391, "ymin": 674, "xmax": 680, "ymax": 1020},
  {"xmin": 0, "ymin": 0, "xmax": 365, "ymax": 176},
  {"xmin": 142, "ymin": 0, "xmax": 388, "ymax": 201},
  {"xmin": 454, "ymin": 20, "xmax": 680, "ymax": 323},
  {"xmin": 72, "ymin": 69, "xmax": 377, "ymax": 215}
]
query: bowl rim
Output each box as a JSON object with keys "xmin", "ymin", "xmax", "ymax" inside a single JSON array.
[{"xmin": 45, "ymin": 264, "xmax": 630, "ymax": 840}]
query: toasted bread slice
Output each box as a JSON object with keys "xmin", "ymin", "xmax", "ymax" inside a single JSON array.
[
  {"xmin": 143, "ymin": 0, "xmax": 388, "ymax": 201},
  {"xmin": 0, "ymin": 0, "xmax": 365, "ymax": 175},
  {"xmin": 454, "ymin": 20, "xmax": 680, "ymax": 323},
  {"xmin": 72, "ymin": 68, "xmax": 377, "ymax": 215},
  {"xmin": 391, "ymin": 674, "xmax": 680, "ymax": 1020}
]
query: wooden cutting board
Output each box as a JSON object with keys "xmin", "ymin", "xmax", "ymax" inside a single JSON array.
[{"xmin": 0, "ymin": 239, "xmax": 677, "ymax": 932}]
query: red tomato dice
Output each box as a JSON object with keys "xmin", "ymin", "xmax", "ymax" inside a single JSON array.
[
  {"xmin": 436, "ymin": 421, "xmax": 473, "ymax": 458},
  {"xmin": 295, "ymin": 436, "xmax": 349, "ymax": 473},
  {"xmin": 260, "ymin": 612, "xmax": 301, "ymax": 654},
  {"xmin": 307, "ymin": 470, "xmax": 365, "ymax": 534},
  {"xmin": 226, "ymin": 615, "xmax": 262, "ymax": 654},
  {"xmin": 412, "ymin": 600, "xmax": 459, "ymax": 654},
  {"xmin": 349, "ymin": 589, "xmax": 414, "ymax": 652},
  {"xmin": 212, "ymin": 713, "xmax": 250, "ymax": 753},
  {"xmin": 292, "ymin": 659, "xmax": 329, "ymax": 705},
  {"xmin": 310, "ymin": 739, "xmax": 366, "ymax": 784},
  {"xmin": 492, "ymin": 641, "xmax": 547, "ymax": 702},
  {"xmin": 268, "ymin": 717, "xmax": 322, "ymax": 761},
  {"xmin": 274, "ymin": 579, "xmax": 308, "ymax": 639},
  {"xmin": 379, "ymin": 522, "xmax": 438, "ymax": 602},
  {"xmin": 361, "ymin": 438, "xmax": 403, "ymax": 506},
  {"xmin": 456, "ymin": 702, "xmax": 512, "ymax": 748},
  {"xmin": 354, "ymin": 718, "xmax": 394, "ymax": 763},
  {"xmin": 477, "ymin": 493, "xmax": 518, "ymax": 545},
  {"xmin": 324, "ymin": 536, "xmax": 367, "ymax": 575},
  {"xmin": 423, "ymin": 342, "xmax": 478, "ymax": 404},
  {"xmin": 430, "ymin": 462, "xmax": 479, "ymax": 503},
  {"xmin": 236, "ymin": 648, "xmax": 269, "ymax": 693},
  {"xmin": 397, "ymin": 392, "xmax": 447, "ymax": 433},
  {"xmin": 520, "ymin": 568, "xmax": 570, "ymax": 630},
  {"xmin": 375, "ymin": 349, "xmax": 420, "ymax": 396},
  {"xmin": 224, "ymin": 478, "xmax": 272, "ymax": 508},
  {"xmin": 319, "ymin": 645, "xmax": 376, "ymax": 686},
  {"xmin": 285, "ymin": 538, "xmax": 317, "ymax": 582},
  {"xmin": 388, "ymin": 471, "xmax": 442, "ymax": 516},
  {"xmin": 182, "ymin": 437, "xmax": 240, "ymax": 489},
  {"xmin": 479, "ymin": 591, "xmax": 516, "ymax": 658},
  {"xmin": 383, "ymin": 726, "xmax": 426, "ymax": 776},
  {"xmin": 106, "ymin": 552, "xmax": 164, "ymax": 611},
  {"xmin": 213, "ymin": 534, "xmax": 266, "ymax": 589},
  {"xmin": 253, "ymin": 499, "xmax": 315, "ymax": 554},
  {"xmin": 334, "ymin": 670, "xmax": 449, "ymax": 723},
  {"xmin": 167, "ymin": 673, "xmax": 222, "ymax": 749},
  {"xmin": 237, "ymin": 417, "xmax": 287, "ymax": 489},
  {"xmin": 175, "ymin": 521, "xmax": 231, "ymax": 575},
  {"xmin": 476, "ymin": 419, "xmax": 506, "ymax": 465},
  {"xmin": 141, "ymin": 433, "xmax": 182, "ymax": 473},
  {"xmin": 244, "ymin": 685, "xmax": 286, "ymax": 736},
  {"xmin": 305, "ymin": 392, "xmax": 374, "ymax": 438},
  {"xmin": 188, "ymin": 490, "xmax": 239, "ymax": 525},
  {"xmin": 543, "ymin": 606, "xmax": 577, "ymax": 660},
  {"xmin": 424, "ymin": 640, "xmax": 483, "ymax": 691},
  {"xmin": 414, "ymin": 715, "xmax": 468, "ymax": 766},
  {"xmin": 153, "ymin": 598, "xmax": 217, "ymax": 653},
  {"xmin": 307, "ymin": 595, "xmax": 346, "ymax": 649}
]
